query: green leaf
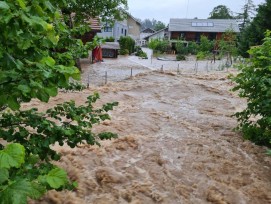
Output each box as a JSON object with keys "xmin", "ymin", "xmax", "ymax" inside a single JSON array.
[
  {"xmin": 7, "ymin": 96, "xmax": 20, "ymax": 110},
  {"xmin": 17, "ymin": 40, "xmax": 31, "ymax": 50},
  {"xmin": 44, "ymin": 1, "xmax": 54, "ymax": 12},
  {"xmin": 0, "ymin": 1, "xmax": 9, "ymax": 10},
  {"xmin": 28, "ymin": 182, "xmax": 46, "ymax": 199},
  {"xmin": 40, "ymin": 56, "xmax": 55, "ymax": 67},
  {"xmin": 36, "ymin": 90, "xmax": 49, "ymax": 102},
  {"xmin": 0, "ymin": 168, "xmax": 9, "ymax": 184},
  {"xmin": 45, "ymin": 86, "xmax": 58, "ymax": 97},
  {"xmin": 0, "ymin": 179, "xmax": 44, "ymax": 204},
  {"xmin": 18, "ymin": 84, "xmax": 31, "ymax": 95},
  {"xmin": 16, "ymin": 0, "xmax": 26, "ymax": 9},
  {"xmin": 0, "ymin": 143, "xmax": 25, "ymax": 169},
  {"xmin": 47, "ymin": 32, "xmax": 59, "ymax": 45},
  {"xmin": 46, "ymin": 168, "xmax": 68, "ymax": 189}
]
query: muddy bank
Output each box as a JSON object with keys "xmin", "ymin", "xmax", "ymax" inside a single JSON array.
[{"xmin": 27, "ymin": 69, "xmax": 271, "ymax": 204}]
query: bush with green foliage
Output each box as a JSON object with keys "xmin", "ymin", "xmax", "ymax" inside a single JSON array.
[
  {"xmin": 0, "ymin": 0, "xmax": 126, "ymax": 203},
  {"xmin": 119, "ymin": 36, "xmax": 135, "ymax": 55},
  {"xmin": 176, "ymin": 54, "xmax": 186, "ymax": 61},
  {"xmin": 105, "ymin": 36, "xmax": 115, "ymax": 42},
  {"xmin": 135, "ymin": 47, "xmax": 147, "ymax": 58},
  {"xmin": 232, "ymin": 31, "xmax": 271, "ymax": 147},
  {"xmin": 119, "ymin": 49, "xmax": 129, "ymax": 55},
  {"xmin": 148, "ymin": 39, "xmax": 170, "ymax": 53},
  {"xmin": 176, "ymin": 41, "xmax": 189, "ymax": 55},
  {"xmin": 196, "ymin": 51, "xmax": 209, "ymax": 60},
  {"xmin": 219, "ymin": 29, "xmax": 238, "ymax": 65},
  {"xmin": 187, "ymin": 41, "xmax": 199, "ymax": 55},
  {"xmin": 199, "ymin": 35, "xmax": 214, "ymax": 53}
]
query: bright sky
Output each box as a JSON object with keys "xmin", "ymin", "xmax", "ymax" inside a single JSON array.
[{"xmin": 128, "ymin": 0, "xmax": 266, "ymax": 23}]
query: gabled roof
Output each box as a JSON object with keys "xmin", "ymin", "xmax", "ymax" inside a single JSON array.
[
  {"xmin": 144, "ymin": 27, "xmax": 168, "ymax": 40},
  {"xmin": 71, "ymin": 13, "xmax": 101, "ymax": 31},
  {"xmin": 141, "ymin": 28, "xmax": 156, "ymax": 33},
  {"xmin": 87, "ymin": 18, "xmax": 101, "ymax": 31},
  {"xmin": 169, "ymin": 19, "xmax": 240, "ymax": 33},
  {"xmin": 126, "ymin": 13, "xmax": 141, "ymax": 25}
]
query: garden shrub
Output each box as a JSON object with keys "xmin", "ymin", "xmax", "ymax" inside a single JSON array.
[
  {"xmin": 176, "ymin": 41, "xmax": 189, "ymax": 55},
  {"xmin": 105, "ymin": 36, "xmax": 115, "ymax": 42},
  {"xmin": 119, "ymin": 36, "xmax": 135, "ymax": 55},
  {"xmin": 176, "ymin": 54, "xmax": 186, "ymax": 61},
  {"xmin": 196, "ymin": 51, "xmax": 209, "ymax": 60},
  {"xmin": 135, "ymin": 47, "xmax": 148, "ymax": 59},
  {"xmin": 199, "ymin": 35, "xmax": 214, "ymax": 53},
  {"xmin": 232, "ymin": 31, "xmax": 271, "ymax": 147},
  {"xmin": 148, "ymin": 39, "xmax": 170, "ymax": 53},
  {"xmin": 119, "ymin": 49, "xmax": 129, "ymax": 55},
  {"xmin": 187, "ymin": 41, "xmax": 199, "ymax": 55}
]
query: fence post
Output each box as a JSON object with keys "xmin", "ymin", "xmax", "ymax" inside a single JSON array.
[
  {"xmin": 105, "ymin": 71, "xmax": 107, "ymax": 85},
  {"xmin": 161, "ymin": 65, "xmax": 164, "ymax": 72},
  {"xmin": 195, "ymin": 61, "xmax": 198, "ymax": 74},
  {"xmin": 177, "ymin": 64, "xmax": 181, "ymax": 75},
  {"xmin": 87, "ymin": 73, "xmax": 90, "ymax": 88},
  {"xmin": 130, "ymin": 68, "xmax": 133, "ymax": 78}
]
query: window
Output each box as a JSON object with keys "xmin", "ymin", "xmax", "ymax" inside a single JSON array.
[
  {"xmin": 191, "ymin": 22, "xmax": 214, "ymax": 27},
  {"xmin": 104, "ymin": 27, "xmax": 112, "ymax": 32},
  {"xmin": 121, "ymin": 28, "xmax": 123, "ymax": 34},
  {"xmin": 124, "ymin": 29, "xmax": 127, "ymax": 36}
]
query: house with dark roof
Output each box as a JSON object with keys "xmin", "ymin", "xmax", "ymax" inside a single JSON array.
[
  {"xmin": 97, "ymin": 12, "xmax": 141, "ymax": 42},
  {"xmin": 81, "ymin": 18, "xmax": 102, "ymax": 44},
  {"xmin": 144, "ymin": 27, "xmax": 169, "ymax": 41},
  {"xmin": 169, "ymin": 18, "xmax": 240, "ymax": 42}
]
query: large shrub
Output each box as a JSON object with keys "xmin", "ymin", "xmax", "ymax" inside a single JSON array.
[
  {"xmin": 232, "ymin": 31, "xmax": 271, "ymax": 146},
  {"xmin": 187, "ymin": 41, "xmax": 199, "ymax": 55},
  {"xmin": 176, "ymin": 41, "xmax": 189, "ymax": 55},
  {"xmin": 199, "ymin": 35, "xmax": 214, "ymax": 53},
  {"xmin": 148, "ymin": 39, "xmax": 170, "ymax": 53},
  {"xmin": 119, "ymin": 36, "xmax": 135, "ymax": 55}
]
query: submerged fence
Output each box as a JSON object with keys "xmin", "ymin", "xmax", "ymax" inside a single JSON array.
[{"xmin": 80, "ymin": 57, "xmax": 244, "ymax": 87}]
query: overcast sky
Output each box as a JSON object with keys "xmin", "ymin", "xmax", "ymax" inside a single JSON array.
[{"xmin": 128, "ymin": 0, "xmax": 266, "ymax": 23}]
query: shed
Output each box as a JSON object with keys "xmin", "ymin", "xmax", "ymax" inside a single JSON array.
[{"xmin": 101, "ymin": 42, "xmax": 120, "ymax": 58}]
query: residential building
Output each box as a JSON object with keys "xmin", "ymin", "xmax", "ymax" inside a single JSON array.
[
  {"xmin": 168, "ymin": 18, "xmax": 240, "ymax": 42},
  {"xmin": 127, "ymin": 14, "xmax": 141, "ymax": 42},
  {"xmin": 140, "ymin": 28, "xmax": 156, "ymax": 46},
  {"xmin": 144, "ymin": 27, "xmax": 169, "ymax": 42},
  {"xmin": 97, "ymin": 13, "xmax": 141, "ymax": 43}
]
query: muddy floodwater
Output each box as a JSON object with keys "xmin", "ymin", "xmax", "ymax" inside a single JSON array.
[{"xmin": 29, "ymin": 55, "xmax": 271, "ymax": 204}]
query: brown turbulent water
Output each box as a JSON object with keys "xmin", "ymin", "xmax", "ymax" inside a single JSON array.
[{"xmin": 27, "ymin": 57, "xmax": 271, "ymax": 204}]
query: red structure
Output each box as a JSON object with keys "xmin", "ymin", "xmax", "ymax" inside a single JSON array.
[{"xmin": 92, "ymin": 46, "xmax": 103, "ymax": 63}]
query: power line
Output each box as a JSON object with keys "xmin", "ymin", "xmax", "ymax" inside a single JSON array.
[{"xmin": 185, "ymin": 0, "xmax": 190, "ymax": 18}]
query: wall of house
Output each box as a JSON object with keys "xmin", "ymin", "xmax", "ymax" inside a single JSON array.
[
  {"xmin": 127, "ymin": 16, "xmax": 141, "ymax": 41},
  {"xmin": 97, "ymin": 20, "xmax": 128, "ymax": 41},
  {"xmin": 148, "ymin": 31, "xmax": 165, "ymax": 41},
  {"xmin": 171, "ymin": 32, "xmax": 223, "ymax": 42},
  {"xmin": 113, "ymin": 21, "xmax": 128, "ymax": 41}
]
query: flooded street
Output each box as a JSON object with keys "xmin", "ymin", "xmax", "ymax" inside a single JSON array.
[{"xmin": 30, "ymin": 55, "xmax": 271, "ymax": 204}]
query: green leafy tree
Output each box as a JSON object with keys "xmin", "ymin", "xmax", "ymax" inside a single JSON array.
[
  {"xmin": 154, "ymin": 21, "xmax": 166, "ymax": 31},
  {"xmin": 232, "ymin": 31, "xmax": 271, "ymax": 146},
  {"xmin": 140, "ymin": 18, "xmax": 166, "ymax": 31},
  {"xmin": 238, "ymin": 0, "xmax": 271, "ymax": 57},
  {"xmin": 219, "ymin": 29, "xmax": 238, "ymax": 64},
  {"xmin": 0, "ymin": 0, "xmax": 126, "ymax": 203},
  {"xmin": 209, "ymin": 5, "xmax": 233, "ymax": 19},
  {"xmin": 236, "ymin": 0, "xmax": 256, "ymax": 30}
]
